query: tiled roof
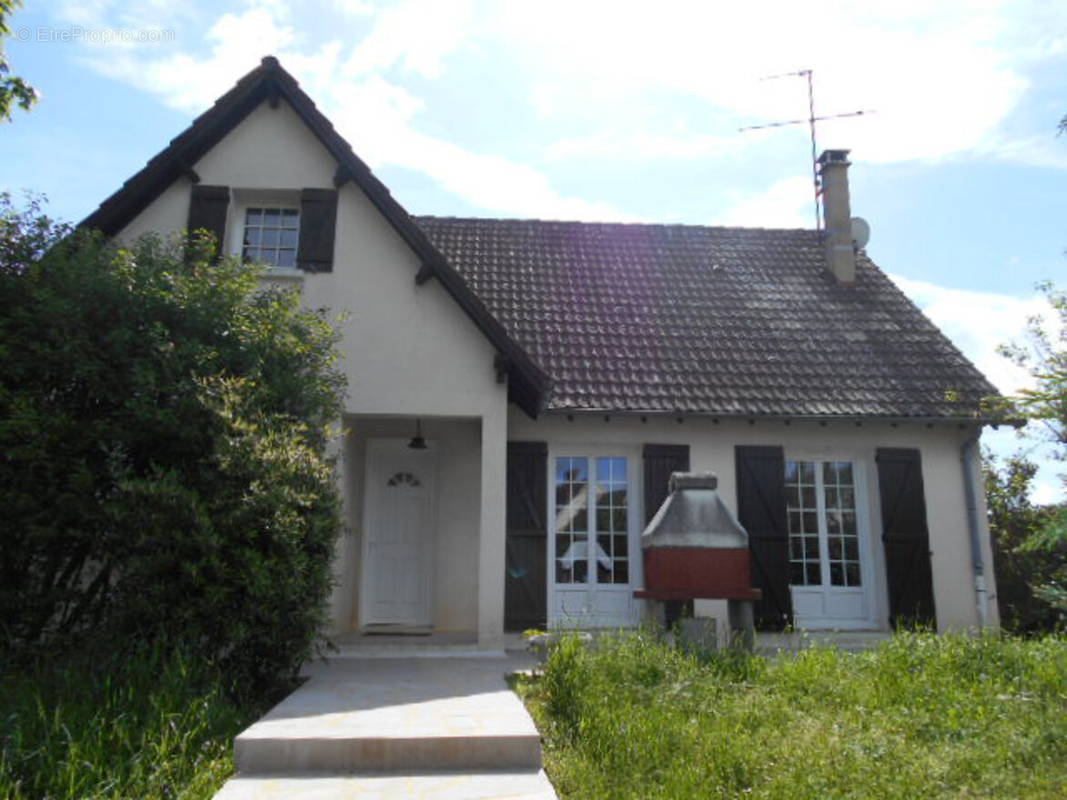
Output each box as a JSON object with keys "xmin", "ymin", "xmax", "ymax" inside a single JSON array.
[{"xmin": 415, "ymin": 217, "xmax": 997, "ymax": 418}]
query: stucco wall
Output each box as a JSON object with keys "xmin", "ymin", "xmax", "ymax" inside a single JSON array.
[
  {"xmin": 114, "ymin": 97, "xmax": 510, "ymax": 639},
  {"xmin": 508, "ymin": 412, "xmax": 999, "ymax": 632}
]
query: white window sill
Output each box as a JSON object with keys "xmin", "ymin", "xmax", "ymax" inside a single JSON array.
[{"xmin": 263, "ymin": 267, "xmax": 305, "ymax": 281}]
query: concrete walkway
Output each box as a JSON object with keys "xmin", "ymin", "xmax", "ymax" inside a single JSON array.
[{"xmin": 214, "ymin": 655, "xmax": 557, "ymax": 799}]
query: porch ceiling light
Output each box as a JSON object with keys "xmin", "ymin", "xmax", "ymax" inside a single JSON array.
[{"xmin": 408, "ymin": 418, "xmax": 427, "ymax": 450}]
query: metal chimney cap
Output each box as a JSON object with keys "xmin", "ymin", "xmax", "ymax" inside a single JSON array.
[
  {"xmin": 817, "ymin": 148, "xmax": 851, "ymax": 166},
  {"xmin": 669, "ymin": 472, "xmax": 717, "ymax": 492}
]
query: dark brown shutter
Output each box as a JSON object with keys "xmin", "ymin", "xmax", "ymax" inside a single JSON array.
[
  {"xmin": 186, "ymin": 185, "xmax": 229, "ymax": 261},
  {"xmin": 643, "ymin": 444, "xmax": 690, "ymax": 526},
  {"xmin": 876, "ymin": 448, "xmax": 936, "ymax": 628},
  {"xmin": 504, "ymin": 441, "xmax": 547, "ymax": 632},
  {"xmin": 735, "ymin": 445, "xmax": 792, "ymax": 631},
  {"xmin": 297, "ymin": 188, "xmax": 338, "ymax": 272}
]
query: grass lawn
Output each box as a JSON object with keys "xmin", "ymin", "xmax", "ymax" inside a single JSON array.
[
  {"xmin": 0, "ymin": 643, "xmax": 273, "ymax": 800},
  {"xmin": 517, "ymin": 630, "xmax": 1067, "ymax": 799}
]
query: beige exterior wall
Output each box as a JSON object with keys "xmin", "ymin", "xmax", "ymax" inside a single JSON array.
[
  {"xmin": 509, "ymin": 412, "xmax": 999, "ymax": 632},
  {"xmin": 114, "ymin": 98, "xmax": 510, "ymax": 642},
  {"xmin": 110, "ymin": 95, "xmax": 998, "ymax": 643}
]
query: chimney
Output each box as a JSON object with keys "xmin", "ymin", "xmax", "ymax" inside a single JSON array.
[{"xmin": 818, "ymin": 149, "xmax": 855, "ymax": 284}]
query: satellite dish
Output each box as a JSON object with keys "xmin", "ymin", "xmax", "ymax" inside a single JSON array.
[{"xmin": 850, "ymin": 217, "xmax": 871, "ymax": 249}]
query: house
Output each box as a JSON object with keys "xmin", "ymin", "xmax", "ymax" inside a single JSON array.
[{"xmin": 81, "ymin": 56, "xmax": 1000, "ymax": 646}]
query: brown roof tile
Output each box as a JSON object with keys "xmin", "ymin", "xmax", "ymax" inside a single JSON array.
[{"xmin": 415, "ymin": 216, "xmax": 996, "ymax": 419}]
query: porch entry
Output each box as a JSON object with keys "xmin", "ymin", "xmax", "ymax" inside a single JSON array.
[{"xmin": 359, "ymin": 439, "xmax": 437, "ymax": 629}]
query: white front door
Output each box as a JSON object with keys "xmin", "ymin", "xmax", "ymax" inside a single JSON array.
[
  {"xmin": 550, "ymin": 455, "xmax": 637, "ymax": 628},
  {"xmin": 786, "ymin": 459, "xmax": 877, "ymax": 629},
  {"xmin": 360, "ymin": 439, "xmax": 437, "ymax": 628}
]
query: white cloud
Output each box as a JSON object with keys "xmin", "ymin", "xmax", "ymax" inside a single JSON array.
[
  {"xmin": 334, "ymin": 0, "xmax": 375, "ymax": 16},
  {"xmin": 84, "ymin": 5, "xmax": 299, "ymax": 112},
  {"xmin": 342, "ymin": 0, "xmax": 475, "ymax": 79},
  {"xmin": 546, "ymin": 130, "xmax": 740, "ymax": 162},
  {"xmin": 488, "ymin": 0, "xmax": 1058, "ymax": 167},
  {"xmin": 715, "ymin": 176, "xmax": 814, "ymax": 229},
  {"xmin": 71, "ymin": 0, "xmax": 632, "ymax": 221}
]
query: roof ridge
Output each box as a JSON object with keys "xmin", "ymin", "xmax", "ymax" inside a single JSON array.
[{"xmin": 414, "ymin": 214, "xmax": 817, "ymax": 235}]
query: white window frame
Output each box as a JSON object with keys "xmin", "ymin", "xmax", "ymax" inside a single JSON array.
[
  {"xmin": 545, "ymin": 443, "xmax": 643, "ymax": 629},
  {"xmin": 227, "ymin": 189, "xmax": 303, "ymax": 279},
  {"xmin": 784, "ymin": 449, "xmax": 883, "ymax": 630}
]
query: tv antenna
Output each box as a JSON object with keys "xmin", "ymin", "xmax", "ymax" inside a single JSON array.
[{"xmin": 739, "ymin": 69, "xmax": 872, "ymax": 230}]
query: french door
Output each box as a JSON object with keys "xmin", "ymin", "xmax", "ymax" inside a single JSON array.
[
  {"xmin": 550, "ymin": 455, "xmax": 637, "ymax": 628},
  {"xmin": 786, "ymin": 459, "xmax": 875, "ymax": 628}
]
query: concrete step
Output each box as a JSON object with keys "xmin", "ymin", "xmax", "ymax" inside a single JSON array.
[
  {"xmin": 234, "ymin": 657, "xmax": 543, "ymax": 774},
  {"xmin": 214, "ymin": 770, "xmax": 558, "ymax": 800}
]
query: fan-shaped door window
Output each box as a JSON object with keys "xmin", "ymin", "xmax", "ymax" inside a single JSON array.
[{"xmin": 387, "ymin": 471, "xmax": 422, "ymax": 488}]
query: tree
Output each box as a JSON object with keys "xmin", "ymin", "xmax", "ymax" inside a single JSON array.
[
  {"xmin": 995, "ymin": 281, "xmax": 1067, "ymax": 623},
  {"xmin": 984, "ymin": 451, "xmax": 1065, "ymax": 631},
  {"xmin": 0, "ymin": 195, "xmax": 346, "ymax": 694},
  {"xmin": 0, "ymin": 0, "xmax": 36, "ymax": 121}
]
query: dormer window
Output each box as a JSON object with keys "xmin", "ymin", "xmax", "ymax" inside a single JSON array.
[{"xmin": 242, "ymin": 207, "xmax": 299, "ymax": 268}]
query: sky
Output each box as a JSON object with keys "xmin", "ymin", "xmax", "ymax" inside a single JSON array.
[{"xmin": 4, "ymin": 0, "xmax": 1066, "ymax": 501}]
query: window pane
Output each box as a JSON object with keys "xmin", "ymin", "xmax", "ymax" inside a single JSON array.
[
  {"xmin": 261, "ymin": 228, "xmax": 280, "ymax": 247},
  {"xmin": 845, "ymin": 562, "xmax": 861, "ymax": 586},
  {"xmin": 828, "ymin": 536, "xmax": 842, "ymax": 560},
  {"xmin": 571, "ymin": 510, "xmax": 587, "ymax": 533},
  {"xmin": 246, "ymin": 208, "xmax": 263, "ymax": 224},
  {"xmin": 614, "ymin": 560, "xmax": 628, "ymax": 584},
  {"xmin": 801, "ymin": 486, "xmax": 816, "ymax": 508},
  {"xmin": 244, "ymin": 227, "xmax": 262, "ymax": 246},
  {"xmin": 785, "ymin": 461, "xmax": 799, "ymax": 484},
  {"xmin": 842, "ymin": 512, "xmax": 857, "ymax": 535},
  {"xmin": 264, "ymin": 208, "xmax": 280, "ymax": 222},
  {"xmin": 829, "ymin": 562, "xmax": 844, "ymax": 586},
  {"xmin": 594, "ymin": 457, "xmax": 628, "ymax": 586},
  {"xmin": 800, "ymin": 462, "xmax": 816, "ymax": 483},
  {"xmin": 824, "ymin": 461, "xmax": 839, "ymax": 483},
  {"xmin": 844, "ymin": 538, "xmax": 859, "ymax": 561},
  {"xmin": 806, "ymin": 562, "xmax": 821, "ymax": 585},
  {"xmin": 790, "ymin": 562, "xmax": 806, "ymax": 585},
  {"xmin": 596, "ymin": 507, "xmax": 610, "ymax": 533},
  {"xmin": 276, "ymin": 249, "xmax": 296, "ymax": 268},
  {"xmin": 280, "ymin": 229, "xmax": 298, "ymax": 248}
]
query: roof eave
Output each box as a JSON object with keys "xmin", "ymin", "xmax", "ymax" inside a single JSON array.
[{"xmin": 78, "ymin": 56, "xmax": 551, "ymax": 416}]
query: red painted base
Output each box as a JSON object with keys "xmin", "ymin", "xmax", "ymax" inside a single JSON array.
[{"xmin": 640, "ymin": 547, "xmax": 759, "ymax": 599}]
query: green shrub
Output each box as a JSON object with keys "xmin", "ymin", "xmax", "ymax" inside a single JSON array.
[
  {"xmin": 521, "ymin": 630, "xmax": 1067, "ymax": 799},
  {"xmin": 0, "ymin": 196, "xmax": 346, "ymax": 694}
]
